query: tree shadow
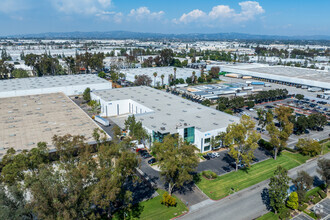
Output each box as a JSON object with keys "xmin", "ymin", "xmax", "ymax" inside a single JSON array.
[
  {"xmin": 313, "ymin": 176, "xmax": 324, "ymax": 187},
  {"xmin": 114, "ymin": 203, "xmax": 144, "ymax": 220},
  {"xmin": 261, "ymin": 188, "xmax": 272, "ymax": 211}
]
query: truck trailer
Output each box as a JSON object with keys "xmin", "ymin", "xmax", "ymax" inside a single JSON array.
[{"xmin": 94, "ymin": 115, "xmax": 110, "ymax": 126}]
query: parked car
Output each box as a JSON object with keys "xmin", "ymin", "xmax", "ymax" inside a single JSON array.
[
  {"xmin": 148, "ymin": 158, "xmax": 156, "ymax": 164},
  {"xmin": 139, "ymin": 150, "xmax": 147, "ymax": 155},
  {"xmin": 203, "ymin": 155, "xmax": 211, "ymax": 160},
  {"xmin": 207, "ymin": 153, "xmax": 215, "ymax": 158},
  {"xmin": 136, "ymin": 148, "xmax": 145, "ymax": 153},
  {"xmin": 143, "ymin": 153, "xmax": 152, "ymax": 159},
  {"xmin": 212, "ymin": 152, "xmax": 220, "ymax": 158}
]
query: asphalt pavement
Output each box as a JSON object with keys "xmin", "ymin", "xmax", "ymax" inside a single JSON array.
[
  {"xmin": 197, "ymin": 148, "xmax": 270, "ymax": 175},
  {"xmin": 178, "ymin": 153, "xmax": 330, "ymax": 220}
]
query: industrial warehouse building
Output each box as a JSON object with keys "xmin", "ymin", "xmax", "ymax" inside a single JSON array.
[
  {"xmin": 0, "ymin": 93, "xmax": 110, "ymax": 157},
  {"xmin": 120, "ymin": 67, "xmax": 200, "ymax": 86},
  {"xmin": 221, "ymin": 64, "xmax": 330, "ymax": 90},
  {"xmin": 91, "ymin": 86, "xmax": 239, "ymax": 152},
  {"xmin": 0, "ymin": 74, "xmax": 112, "ymax": 98}
]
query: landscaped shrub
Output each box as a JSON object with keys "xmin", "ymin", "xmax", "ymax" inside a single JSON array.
[
  {"xmin": 298, "ymin": 204, "xmax": 308, "ymax": 211},
  {"xmin": 201, "ymin": 170, "xmax": 217, "ymax": 179},
  {"xmin": 258, "ymin": 139, "xmax": 273, "ymax": 151},
  {"xmin": 287, "ymin": 192, "xmax": 299, "ymax": 210},
  {"xmin": 160, "ymin": 192, "xmax": 177, "ymax": 207},
  {"xmin": 279, "ymin": 208, "xmax": 290, "ymax": 219},
  {"xmin": 318, "ymin": 190, "xmax": 327, "ymax": 199},
  {"xmin": 312, "ymin": 195, "xmax": 322, "ymax": 204},
  {"xmin": 284, "ymin": 147, "xmax": 297, "ymax": 153}
]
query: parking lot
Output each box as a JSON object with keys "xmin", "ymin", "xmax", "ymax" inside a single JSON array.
[
  {"xmin": 234, "ymin": 98, "xmax": 330, "ymax": 149},
  {"xmin": 197, "ymin": 148, "xmax": 271, "ymax": 175}
]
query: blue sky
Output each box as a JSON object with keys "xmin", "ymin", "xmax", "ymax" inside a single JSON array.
[{"xmin": 0, "ymin": 0, "xmax": 329, "ymax": 36}]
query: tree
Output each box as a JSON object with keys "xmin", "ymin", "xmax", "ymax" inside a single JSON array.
[
  {"xmin": 209, "ymin": 136, "xmax": 219, "ymax": 150},
  {"xmin": 124, "ymin": 115, "xmax": 149, "ymax": 145},
  {"xmin": 317, "ymin": 158, "xmax": 330, "ymax": 187},
  {"xmin": 295, "ymin": 94, "xmax": 304, "ymax": 100},
  {"xmin": 225, "ymin": 115, "xmax": 261, "ymax": 171},
  {"xmin": 296, "ymin": 138, "xmax": 321, "ymax": 156},
  {"xmin": 209, "ymin": 66, "xmax": 220, "ymax": 78},
  {"xmin": 292, "ymin": 115, "xmax": 309, "ymax": 135},
  {"xmin": 134, "ymin": 74, "xmax": 152, "ymax": 86},
  {"xmin": 98, "ymin": 71, "xmax": 106, "ymax": 78},
  {"xmin": 293, "ymin": 171, "xmax": 313, "ymax": 202},
  {"xmin": 83, "ymin": 87, "xmax": 91, "ymax": 102},
  {"xmin": 308, "ymin": 113, "xmax": 327, "ymax": 130},
  {"xmin": 267, "ymin": 106, "xmax": 293, "ymax": 160},
  {"xmin": 245, "ymin": 101, "xmax": 255, "ymax": 109},
  {"xmin": 0, "ymin": 184, "xmax": 33, "ymax": 220},
  {"xmin": 153, "ymin": 135, "xmax": 199, "ymax": 195},
  {"xmin": 24, "ymin": 132, "xmax": 139, "ymax": 219},
  {"xmin": 287, "ymin": 192, "xmax": 299, "ymax": 210},
  {"xmin": 161, "ymin": 74, "xmax": 165, "ymax": 86},
  {"xmin": 269, "ymin": 166, "xmax": 291, "ymax": 214},
  {"xmin": 11, "ymin": 69, "xmax": 29, "ymax": 78},
  {"xmin": 257, "ymin": 108, "xmax": 273, "ymax": 130},
  {"xmin": 153, "ymin": 72, "xmax": 157, "ymax": 87}
]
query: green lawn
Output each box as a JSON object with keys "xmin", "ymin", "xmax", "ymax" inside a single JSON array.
[
  {"xmin": 196, "ymin": 151, "xmax": 310, "ymax": 200},
  {"xmin": 256, "ymin": 211, "xmax": 279, "ymax": 220},
  {"xmin": 322, "ymin": 141, "xmax": 330, "ymax": 154},
  {"xmin": 114, "ymin": 189, "xmax": 188, "ymax": 220}
]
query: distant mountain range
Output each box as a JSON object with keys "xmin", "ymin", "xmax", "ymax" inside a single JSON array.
[{"xmin": 3, "ymin": 31, "xmax": 330, "ymax": 41}]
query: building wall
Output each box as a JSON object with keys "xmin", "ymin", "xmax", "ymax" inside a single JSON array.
[
  {"xmin": 92, "ymin": 96, "xmax": 154, "ymax": 117},
  {"xmin": 0, "ymin": 82, "xmax": 112, "ymax": 98}
]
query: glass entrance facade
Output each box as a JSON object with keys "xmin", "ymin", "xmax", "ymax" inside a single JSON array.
[{"xmin": 184, "ymin": 127, "xmax": 195, "ymax": 144}]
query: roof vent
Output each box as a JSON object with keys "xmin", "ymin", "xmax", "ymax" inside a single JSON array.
[{"xmin": 160, "ymin": 127, "xmax": 166, "ymax": 131}]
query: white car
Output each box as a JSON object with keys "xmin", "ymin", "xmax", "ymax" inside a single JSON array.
[{"xmin": 212, "ymin": 152, "xmax": 220, "ymax": 158}]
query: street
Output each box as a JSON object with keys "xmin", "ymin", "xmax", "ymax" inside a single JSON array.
[{"xmin": 178, "ymin": 153, "xmax": 330, "ymax": 220}]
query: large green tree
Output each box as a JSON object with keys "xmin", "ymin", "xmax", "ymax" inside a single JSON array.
[
  {"xmin": 293, "ymin": 171, "xmax": 313, "ymax": 203},
  {"xmin": 225, "ymin": 115, "xmax": 261, "ymax": 171},
  {"xmin": 153, "ymin": 135, "xmax": 199, "ymax": 195},
  {"xmin": 0, "ymin": 184, "xmax": 33, "ymax": 220},
  {"xmin": 266, "ymin": 106, "xmax": 293, "ymax": 160},
  {"xmin": 269, "ymin": 166, "xmax": 291, "ymax": 214}
]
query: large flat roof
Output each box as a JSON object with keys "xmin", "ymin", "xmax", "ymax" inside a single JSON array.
[
  {"xmin": 0, "ymin": 74, "xmax": 110, "ymax": 93},
  {"xmin": 222, "ymin": 64, "xmax": 330, "ymax": 89},
  {"xmin": 92, "ymin": 86, "xmax": 239, "ymax": 133},
  {"xmin": 0, "ymin": 93, "xmax": 107, "ymax": 156}
]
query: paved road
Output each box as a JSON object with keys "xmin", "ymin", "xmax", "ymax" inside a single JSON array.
[{"xmin": 179, "ymin": 153, "xmax": 330, "ymax": 220}]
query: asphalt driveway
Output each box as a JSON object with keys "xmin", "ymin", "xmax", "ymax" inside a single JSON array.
[{"xmin": 197, "ymin": 148, "xmax": 271, "ymax": 175}]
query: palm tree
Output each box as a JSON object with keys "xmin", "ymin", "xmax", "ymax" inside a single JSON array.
[
  {"xmin": 169, "ymin": 74, "xmax": 173, "ymax": 85},
  {"xmin": 153, "ymin": 72, "xmax": 157, "ymax": 87},
  {"xmin": 173, "ymin": 67, "xmax": 177, "ymax": 84},
  {"xmin": 192, "ymin": 71, "xmax": 196, "ymax": 84},
  {"xmin": 161, "ymin": 74, "xmax": 165, "ymax": 87}
]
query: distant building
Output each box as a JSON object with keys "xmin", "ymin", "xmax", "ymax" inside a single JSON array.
[
  {"xmin": 221, "ymin": 64, "xmax": 330, "ymax": 90},
  {"xmin": 120, "ymin": 67, "xmax": 200, "ymax": 86}
]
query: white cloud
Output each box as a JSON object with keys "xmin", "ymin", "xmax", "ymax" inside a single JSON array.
[
  {"xmin": 175, "ymin": 9, "xmax": 206, "ymax": 24},
  {"xmin": 51, "ymin": 0, "xmax": 112, "ymax": 15},
  {"xmin": 128, "ymin": 7, "xmax": 164, "ymax": 21},
  {"xmin": 236, "ymin": 1, "xmax": 265, "ymax": 22},
  {"xmin": 209, "ymin": 5, "xmax": 235, "ymax": 19},
  {"xmin": 175, "ymin": 1, "xmax": 264, "ymax": 24},
  {"xmin": 0, "ymin": 0, "xmax": 29, "ymax": 13}
]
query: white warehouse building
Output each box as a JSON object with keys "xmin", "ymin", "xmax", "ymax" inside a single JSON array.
[
  {"xmin": 121, "ymin": 67, "xmax": 201, "ymax": 86},
  {"xmin": 91, "ymin": 86, "xmax": 239, "ymax": 152},
  {"xmin": 0, "ymin": 74, "xmax": 112, "ymax": 98},
  {"xmin": 221, "ymin": 64, "xmax": 330, "ymax": 90}
]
